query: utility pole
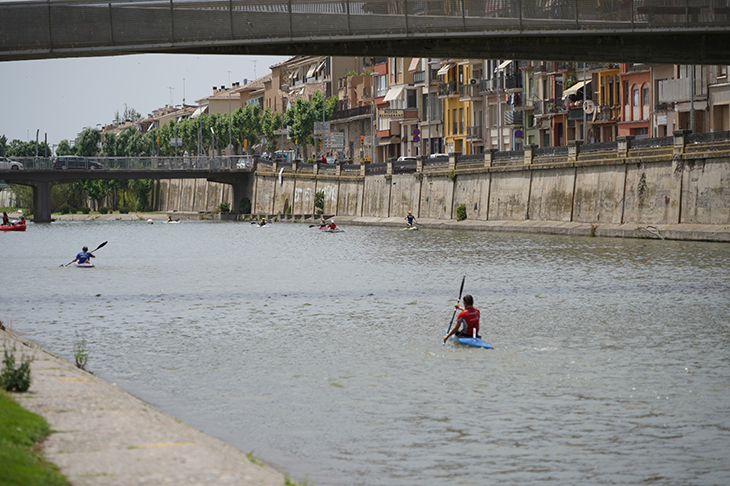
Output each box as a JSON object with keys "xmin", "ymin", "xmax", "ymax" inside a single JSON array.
[{"xmin": 227, "ymin": 71, "xmax": 232, "ymax": 154}]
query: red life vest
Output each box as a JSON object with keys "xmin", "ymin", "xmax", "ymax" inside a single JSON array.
[{"xmin": 457, "ymin": 307, "xmax": 480, "ymax": 337}]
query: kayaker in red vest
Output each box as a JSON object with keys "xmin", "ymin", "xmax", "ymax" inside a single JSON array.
[
  {"xmin": 72, "ymin": 246, "xmax": 95, "ymax": 265},
  {"xmin": 2, "ymin": 212, "xmax": 9, "ymax": 225},
  {"xmin": 444, "ymin": 294, "xmax": 480, "ymax": 341},
  {"xmin": 328, "ymin": 220, "xmax": 337, "ymax": 230}
]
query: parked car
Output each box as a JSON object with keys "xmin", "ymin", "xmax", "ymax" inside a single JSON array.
[
  {"xmin": 236, "ymin": 155, "xmax": 254, "ymax": 169},
  {"xmin": 396, "ymin": 156, "xmax": 417, "ymax": 163},
  {"xmin": 326, "ymin": 155, "xmax": 336, "ymax": 164},
  {"xmin": 428, "ymin": 153, "xmax": 449, "ymax": 159},
  {"xmin": 52, "ymin": 156, "xmax": 102, "ymax": 170},
  {"xmin": 0, "ymin": 157, "xmax": 23, "ymax": 170}
]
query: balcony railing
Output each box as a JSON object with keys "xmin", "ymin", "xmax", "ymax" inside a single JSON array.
[
  {"xmin": 330, "ymin": 105, "xmax": 372, "ymax": 121},
  {"xmin": 438, "ymin": 81, "xmax": 458, "ymax": 96},
  {"xmin": 460, "ymin": 83, "xmax": 481, "ymax": 99},
  {"xmin": 480, "ymin": 78, "xmax": 503, "ymax": 93},
  {"xmin": 504, "ymin": 110, "xmax": 523, "ymax": 126},
  {"xmin": 413, "ymin": 70, "xmax": 425, "ymax": 84},
  {"xmin": 505, "ymin": 75, "xmax": 523, "ymax": 90},
  {"xmin": 467, "ymin": 126, "xmax": 483, "ymax": 140}
]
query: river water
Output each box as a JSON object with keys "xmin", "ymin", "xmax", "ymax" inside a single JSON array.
[{"xmin": 2, "ymin": 220, "xmax": 729, "ymax": 485}]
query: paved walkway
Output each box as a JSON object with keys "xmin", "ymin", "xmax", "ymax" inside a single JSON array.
[{"xmin": 1, "ymin": 328, "xmax": 287, "ymax": 486}]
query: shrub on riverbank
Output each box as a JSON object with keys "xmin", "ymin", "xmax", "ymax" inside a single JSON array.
[{"xmin": 0, "ymin": 390, "xmax": 68, "ymax": 485}]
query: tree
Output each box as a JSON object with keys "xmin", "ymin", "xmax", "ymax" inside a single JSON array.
[
  {"xmin": 56, "ymin": 140, "xmax": 74, "ymax": 156},
  {"xmin": 233, "ymin": 105, "xmax": 262, "ymax": 154},
  {"xmin": 261, "ymin": 108, "xmax": 284, "ymax": 154},
  {"xmin": 75, "ymin": 128, "xmax": 101, "ymax": 156},
  {"xmin": 0, "ymin": 135, "xmax": 7, "ymax": 156}
]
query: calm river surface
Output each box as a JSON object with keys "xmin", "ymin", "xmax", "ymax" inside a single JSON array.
[{"xmin": 2, "ymin": 220, "xmax": 729, "ymax": 485}]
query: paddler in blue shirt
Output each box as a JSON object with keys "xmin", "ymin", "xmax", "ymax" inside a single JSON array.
[
  {"xmin": 72, "ymin": 246, "xmax": 95, "ymax": 265},
  {"xmin": 404, "ymin": 210, "xmax": 417, "ymax": 228}
]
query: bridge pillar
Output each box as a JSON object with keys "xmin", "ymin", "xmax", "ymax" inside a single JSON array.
[{"xmin": 32, "ymin": 181, "xmax": 53, "ymax": 222}]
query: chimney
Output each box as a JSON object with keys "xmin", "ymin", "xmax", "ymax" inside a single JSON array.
[{"xmin": 212, "ymin": 86, "xmax": 217, "ymax": 94}]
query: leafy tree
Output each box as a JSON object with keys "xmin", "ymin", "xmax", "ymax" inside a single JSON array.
[
  {"xmin": 261, "ymin": 108, "xmax": 284, "ymax": 154},
  {"xmin": 233, "ymin": 105, "xmax": 262, "ymax": 154},
  {"xmin": 75, "ymin": 128, "xmax": 101, "ymax": 156},
  {"xmin": 56, "ymin": 140, "xmax": 74, "ymax": 156},
  {"xmin": 0, "ymin": 135, "xmax": 7, "ymax": 156},
  {"xmin": 114, "ymin": 104, "xmax": 141, "ymax": 125},
  {"xmin": 102, "ymin": 132, "xmax": 118, "ymax": 157}
]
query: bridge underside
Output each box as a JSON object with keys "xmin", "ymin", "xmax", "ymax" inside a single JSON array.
[
  {"xmin": 2, "ymin": 0, "xmax": 730, "ymax": 64},
  {"xmin": 175, "ymin": 32, "xmax": 730, "ymax": 65}
]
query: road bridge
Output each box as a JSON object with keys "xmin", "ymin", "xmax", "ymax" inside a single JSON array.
[
  {"xmin": 1, "ymin": 0, "xmax": 729, "ymax": 64},
  {"xmin": 1, "ymin": 157, "xmax": 253, "ymax": 222}
]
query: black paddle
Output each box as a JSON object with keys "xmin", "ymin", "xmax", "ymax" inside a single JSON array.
[
  {"xmin": 62, "ymin": 241, "xmax": 107, "ymax": 267},
  {"xmin": 444, "ymin": 275, "xmax": 466, "ymax": 344}
]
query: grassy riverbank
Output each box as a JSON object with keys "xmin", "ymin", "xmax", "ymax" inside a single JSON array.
[{"xmin": 0, "ymin": 390, "xmax": 67, "ymax": 486}]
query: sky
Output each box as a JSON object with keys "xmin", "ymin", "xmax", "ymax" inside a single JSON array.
[{"xmin": 0, "ymin": 54, "xmax": 289, "ymax": 146}]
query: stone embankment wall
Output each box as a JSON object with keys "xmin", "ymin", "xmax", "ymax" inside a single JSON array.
[
  {"xmin": 250, "ymin": 132, "xmax": 729, "ymax": 227},
  {"xmin": 153, "ymin": 132, "xmax": 729, "ymax": 231},
  {"xmin": 153, "ymin": 178, "xmax": 233, "ymax": 213}
]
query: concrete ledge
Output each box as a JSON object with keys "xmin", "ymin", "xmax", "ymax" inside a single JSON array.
[
  {"xmin": 281, "ymin": 216, "xmax": 730, "ymax": 242},
  {"xmin": 0, "ymin": 329, "xmax": 287, "ymax": 486}
]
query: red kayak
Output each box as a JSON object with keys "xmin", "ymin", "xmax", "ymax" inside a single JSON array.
[{"xmin": 0, "ymin": 222, "xmax": 26, "ymax": 232}]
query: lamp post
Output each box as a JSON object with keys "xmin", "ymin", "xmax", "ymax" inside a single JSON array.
[
  {"xmin": 227, "ymin": 71, "xmax": 232, "ymax": 154},
  {"xmin": 370, "ymin": 71, "xmax": 377, "ymax": 164}
]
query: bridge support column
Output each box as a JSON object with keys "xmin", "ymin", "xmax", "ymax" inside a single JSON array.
[{"xmin": 32, "ymin": 181, "xmax": 53, "ymax": 222}]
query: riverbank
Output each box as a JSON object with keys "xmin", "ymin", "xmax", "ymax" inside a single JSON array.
[
  {"xmin": 277, "ymin": 216, "xmax": 730, "ymax": 243},
  {"xmin": 12, "ymin": 211, "xmax": 729, "ymax": 242},
  {"xmin": 0, "ymin": 328, "xmax": 287, "ymax": 486}
]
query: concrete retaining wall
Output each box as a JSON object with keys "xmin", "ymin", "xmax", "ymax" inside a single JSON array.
[{"xmin": 153, "ymin": 135, "xmax": 730, "ymax": 232}]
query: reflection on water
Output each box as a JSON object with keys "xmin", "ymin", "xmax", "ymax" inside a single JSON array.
[{"xmin": 2, "ymin": 220, "xmax": 729, "ymax": 485}]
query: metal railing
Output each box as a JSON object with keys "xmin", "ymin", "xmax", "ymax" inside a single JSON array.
[{"xmin": 6, "ymin": 156, "xmax": 254, "ymax": 171}]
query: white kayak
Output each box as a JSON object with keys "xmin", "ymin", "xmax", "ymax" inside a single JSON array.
[{"xmin": 75, "ymin": 262, "xmax": 95, "ymax": 268}]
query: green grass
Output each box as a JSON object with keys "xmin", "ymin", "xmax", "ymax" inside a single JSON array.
[{"xmin": 0, "ymin": 390, "xmax": 68, "ymax": 486}]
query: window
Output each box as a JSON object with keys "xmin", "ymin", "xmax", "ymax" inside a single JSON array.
[
  {"xmin": 375, "ymin": 75, "xmax": 387, "ymax": 98},
  {"xmin": 406, "ymin": 89, "xmax": 417, "ymax": 109}
]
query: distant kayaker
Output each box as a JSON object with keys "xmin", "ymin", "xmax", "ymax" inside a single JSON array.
[
  {"xmin": 443, "ymin": 294, "xmax": 480, "ymax": 342},
  {"xmin": 328, "ymin": 219, "xmax": 337, "ymax": 230},
  {"xmin": 259, "ymin": 217, "xmax": 267, "ymax": 227},
  {"xmin": 319, "ymin": 216, "xmax": 327, "ymax": 228},
  {"xmin": 2, "ymin": 212, "xmax": 8, "ymax": 225},
  {"xmin": 167, "ymin": 216, "xmax": 172, "ymax": 222},
  {"xmin": 404, "ymin": 210, "xmax": 417, "ymax": 228},
  {"xmin": 72, "ymin": 246, "xmax": 95, "ymax": 265}
]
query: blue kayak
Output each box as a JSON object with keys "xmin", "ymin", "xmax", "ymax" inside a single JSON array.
[
  {"xmin": 455, "ymin": 335, "xmax": 493, "ymax": 349},
  {"xmin": 446, "ymin": 329, "xmax": 493, "ymax": 349}
]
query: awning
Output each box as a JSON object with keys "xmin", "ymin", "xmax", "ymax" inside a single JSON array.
[
  {"xmin": 496, "ymin": 60, "xmax": 513, "ymax": 71},
  {"xmin": 306, "ymin": 64, "xmax": 317, "ymax": 78},
  {"xmin": 383, "ymin": 85, "xmax": 405, "ymax": 102},
  {"xmin": 379, "ymin": 136, "xmax": 400, "ymax": 146},
  {"xmin": 191, "ymin": 105, "xmax": 208, "ymax": 119},
  {"xmin": 437, "ymin": 63, "xmax": 454, "ymax": 76},
  {"xmin": 562, "ymin": 79, "xmax": 592, "ymax": 99},
  {"xmin": 408, "ymin": 58, "xmax": 421, "ymax": 73},
  {"xmin": 316, "ymin": 60, "xmax": 326, "ymax": 73}
]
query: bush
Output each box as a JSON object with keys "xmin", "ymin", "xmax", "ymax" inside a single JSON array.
[
  {"xmin": 239, "ymin": 197, "xmax": 251, "ymax": 214},
  {"xmin": 456, "ymin": 204, "xmax": 467, "ymax": 221},
  {"xmin": 1, "ymin": 347, "xmax": 32, "ymax": 393},
  {"xmin": 314, "ymin": 191, "xmax": 325, "ymax": 215},
  {"xmin": 80, "ymin": 207, "xmax": 90, "ymax": 214},
  {"xmin": 59, "ymin": 204, "xmax": 70, "ymax": 214},
  {"xmin": 98, "ymin": 207, "xmax": 109, "ymax": 214},
  {"xmin": 220, "ymin": 202, "xmax": 230, "ymax": 213},
  {"xmin": 70, "ymin": 207, "xmax": 79, "ymax": 214},
  {"xmin": 119, "ymin": 208, "xmax": 129, "ymax": 214}
]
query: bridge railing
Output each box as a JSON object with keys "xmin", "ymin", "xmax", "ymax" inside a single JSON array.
[
  {"xmin": 2, "ymin": 0, "xmax": 729, "ymax": 61},
  {"xmin": 7, "ymin": 156, "xmax": 254, "ymax": 171}
]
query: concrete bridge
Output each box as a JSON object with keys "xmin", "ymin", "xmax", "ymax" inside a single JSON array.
[
  {"xmin": 1, "ymin": 0, "xmax": 729, "ymax": 64},
  {"xmin": 0, "ymin": 156, "xmax": 253, "ymax": 222}
]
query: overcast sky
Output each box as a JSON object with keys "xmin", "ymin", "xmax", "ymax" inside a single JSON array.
[{"xmin": 0, "ymin": 54, "xmax": 288, "ymax": 147}]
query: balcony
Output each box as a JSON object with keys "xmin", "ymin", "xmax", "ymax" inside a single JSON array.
[
  {"xmin": 593, "ymin": 105, "xmax": 620, "ymax": 122},
  {"xmin": 330, "ymin": 105, "xmax": 372, "ymax": 121},
  {"xmin": 504, "ymin": 110, "xmax": 523, "ymax": 126},
  {"xmin": 459, "ymin": 83, "xmax": 481, "ymax": 100},
  {"xmin": 480, "ymin": 77, "xmax": 503, "ymax": 93},
  {"xmin": 438, "ymin": 81, "xmax": 458, "ymax": 97},
  {"xmin": 413, "ymin": 70, "xmax": 425, "ymax": 84},
  {"xmin": 466, "ymin": 125, "xmax": 483, "ymax": 140},
  {"xmin": 505, "ymin": 75, "xmax": 523, "ymax": 90},
  {"xmin": 658, "ymin": 77, "xmax": 707, "ymax": 103}
]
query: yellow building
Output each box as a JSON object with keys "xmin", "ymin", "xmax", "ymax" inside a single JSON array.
[{"xmin": 439, "ymin": 61, "xmax": 476, "ymax": 155}]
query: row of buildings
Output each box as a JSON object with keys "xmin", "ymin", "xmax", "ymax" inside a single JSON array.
[{"xmin": 108, "ymin": 56, "xmax": 730, "ymax": 163}]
